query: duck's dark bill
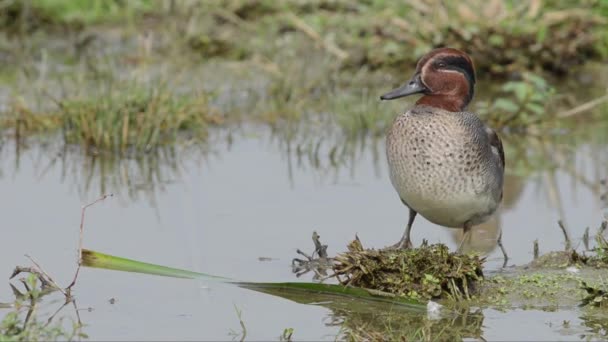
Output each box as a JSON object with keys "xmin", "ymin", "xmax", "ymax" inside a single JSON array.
[{"xmin": 380, "ymin": 75, "xmax": 427, "ymax": 100}]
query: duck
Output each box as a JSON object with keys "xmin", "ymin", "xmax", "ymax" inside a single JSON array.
[{"xmin": 380, "ymin": 47, "xmax": 507, "ymax": 257}]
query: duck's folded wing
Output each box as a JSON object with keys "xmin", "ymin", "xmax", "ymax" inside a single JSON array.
[{"xmin": 485, "ymin": 126, "xmax": 505, "ymax": 170}]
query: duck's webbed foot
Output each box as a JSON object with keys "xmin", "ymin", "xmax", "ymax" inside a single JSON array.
[
  {"xmin": 384, "ymin": 207, "xmax": 417, "ymax": 250},
  {"xmin": 292, "ymin": 231, "xmax": 333, "ymax": 279},
  {"xmin": 385, "ymin": 237, "xmax": 413, "ymax": 250}
]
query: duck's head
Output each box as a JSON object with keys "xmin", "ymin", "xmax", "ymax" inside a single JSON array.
[{"xmin": 380, "ymin": 48, "xmax": 476, "ymax": 112}]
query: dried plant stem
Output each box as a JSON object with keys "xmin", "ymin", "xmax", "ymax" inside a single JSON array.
[
  {"xmin": 24, "ymin": 255, "xmax": 67, "ymax": 297},
  {"xmin": 11, "ymin": 193, "xmax": 114, "ymax": 304},
  {"xmin": 558, "ymin": 92, "xmax": 608, "ymax": 118},
  {"xmin": 285, "ymin": 12, "xmax": 348, "ymax": 60},
  {"xmin": 558, "ymin": 220, "xmax": 572, "ymax": 252},
  {"xmin": 67, "ymin": 194, "xmax": 114, "ymax": 292}
]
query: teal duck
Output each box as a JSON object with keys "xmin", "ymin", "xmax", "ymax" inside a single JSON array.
[{"xmin": 380, "ymin": 47, "xmax": 506, "ymax": 256}]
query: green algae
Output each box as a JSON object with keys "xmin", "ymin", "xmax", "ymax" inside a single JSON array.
[{"xmin": 478, "ymin": 270, "xmax": 586, "ymax": 310}]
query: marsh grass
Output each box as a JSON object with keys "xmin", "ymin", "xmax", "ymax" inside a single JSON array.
[
  {"xmin": 3, "ymin": 82, "xmax": 217, "ymax": 156},
  {"xmin": 0, "ymin": 0, "xmax": 155, "ymax": 32},
  {"xmin": 4, "ymin": 1, "xmax": 607, "ymax": 75},
  {"xmin": 176, "ymin": 0, "xmax": 607, "ymax": 76},
  {"xmin": 61, "ymin": 88, "xmax": 211, "ymax": 154},
  {"xmin": 331, "ymin": 91, "xmax": 398, "ymax": 139}
]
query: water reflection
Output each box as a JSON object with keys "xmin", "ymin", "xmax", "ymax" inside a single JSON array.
[
  {"xmin": 580, "ymin": 309, "xmax": 608, "ymax": 339},
  {"xmin": 272, "ymin": 122, "xmax": 607, "ymax": 257},
  {"xmin": 244, "ymin": 282, "xmax": 485, "ymax": 341},
  {"xmin": 450, "ymin": 215, "xmax": 502, "ymax": 255},
  {"xmin": 334, "ymin": 306, "xmax": 484, "ymax": 342},
  {"xmin": 2, "ymin": 137, "xmax": 209, "ymax": 204},
  {"xmin": 2, "ymin": 120, "xmax": 606, "ymax": 218},
  {"xmin": 449, "ymin": 174, "xmax": 526, "ymax": 255}
]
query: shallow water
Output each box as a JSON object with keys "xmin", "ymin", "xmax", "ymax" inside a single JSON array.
[{"xmin": 0, "ymin": 125, "xmax": 606, "ymax": 340}]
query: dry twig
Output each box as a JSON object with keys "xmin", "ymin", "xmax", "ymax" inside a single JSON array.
[
  {"xmin": 10, "ymin": 194, "xmax": 114, "ymax": 300},
  {"xmin": 66, "ymin": 193, "xmax": 114, "ymax": 293},
  {"xmin": 558, "ymin": 220, "xmax": 572, "ymax": 252},
  {"xmin": 284, "ymin": 12, "xmax": 348, "ymax": 61},
  {"xmin": 558, "ymin": 92, "xmax": 608, "ymax": 118}
]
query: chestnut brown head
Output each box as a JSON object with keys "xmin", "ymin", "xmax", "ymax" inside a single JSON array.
[{"xmin": 380, "ymin": 48, "xmax": 476, "ymax": 112}]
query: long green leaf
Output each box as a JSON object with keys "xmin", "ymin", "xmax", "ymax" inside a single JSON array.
[
  {"xmin": 82, "ymin": 249, "xmax": 426, "ymax": 310},
  {"xmin": 82, "ymin": 249, "xmax": 230, "ymax": 281},
  {"xmin": 237, "ymin": 282, "xmax": 427, "ymax": 310}
]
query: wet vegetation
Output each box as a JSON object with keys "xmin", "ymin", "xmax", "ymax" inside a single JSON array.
[
  {"xmin": 9, "ymin": 85, "xmax": 215, "ymax": 154},
  {"xmin": 581, "ymin": 280, "xmax": 608, "ymax": 308},
  {"xmin": 0, "ymin": 275, "xmax": 85, "ymax": 341},
  {"xmin": 333, "ymin": 238, "xmax": 484, "ymax": 300},
  {"xmin": 4, "ymin": 0, "xmax": 607, "ymax": 74}
]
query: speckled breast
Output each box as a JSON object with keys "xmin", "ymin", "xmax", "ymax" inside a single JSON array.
[{"xmin": 385, "ymin": 107, "xmax": 503, "ymax": 228}]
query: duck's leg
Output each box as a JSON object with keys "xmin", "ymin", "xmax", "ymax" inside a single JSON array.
[
  {"xmin": 393, "ymin": 207, "xmax": 417, "ymax": 249},
  {"xmin": 497, "ymin": 229, "xmax": 509, "ymax": 267},
  {"xmin": 457, "ymin": 222, "xmax": 473, "ymax": 253}
]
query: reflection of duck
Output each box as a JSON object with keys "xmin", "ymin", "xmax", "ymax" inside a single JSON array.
[
  {"xmin": 450, "ymin": 174, "xmax": 526, "ymax": 254},
  {"xmin": 451, "ymin": 215, "xmax": 501, "ymax": 255},
  {"xmin": 381, "ymin": 48, "xmax": 505, "ymax": 252},
  {"xmin": 500, "ymin": 174, "xmax": 527, "ymax": 210}
]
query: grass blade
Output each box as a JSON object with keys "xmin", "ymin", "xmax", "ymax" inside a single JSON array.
[
  {"xmin": 82, "ymin": 249, "xmax": 230, "ymax": 281},
  {"xmin": 82, "ymin": 249, "xmax": 426, "ymax": 310},
  {"xmin": 237, "ymin": 282, "xmax": 426, "ymax": 310}
]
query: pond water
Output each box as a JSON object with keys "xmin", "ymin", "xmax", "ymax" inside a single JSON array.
[{"xmin": 0, "ymin": 124, "xmax": 606, "ymax": 340}]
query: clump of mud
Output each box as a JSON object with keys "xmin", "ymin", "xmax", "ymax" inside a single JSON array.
[{"xmin": 332, "ymin": 238, "xmax": 484, "ymax": 300}]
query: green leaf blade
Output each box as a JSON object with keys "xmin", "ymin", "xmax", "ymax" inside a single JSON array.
[{"xmin": 82, "ymin": 249, "xmax": 230, "ymax": 281}]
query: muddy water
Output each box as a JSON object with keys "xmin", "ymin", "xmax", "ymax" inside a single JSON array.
[{"xmin": 0, "ymin": 127, "xmax": 606, "ymax": 340}]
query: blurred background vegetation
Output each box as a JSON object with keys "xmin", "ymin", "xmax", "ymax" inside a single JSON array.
[
  {"xmin": 1, "ymin": 3, "xmax": 608, "ymax": 341},
  {"xmin": 0, "ymin": 0, "xmax": 607, "ymax": 156}
]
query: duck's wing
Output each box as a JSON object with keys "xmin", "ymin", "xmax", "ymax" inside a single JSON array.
[{"xmin": 485, "ymin": 126, "xmax": 505, "ymax": 170}]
